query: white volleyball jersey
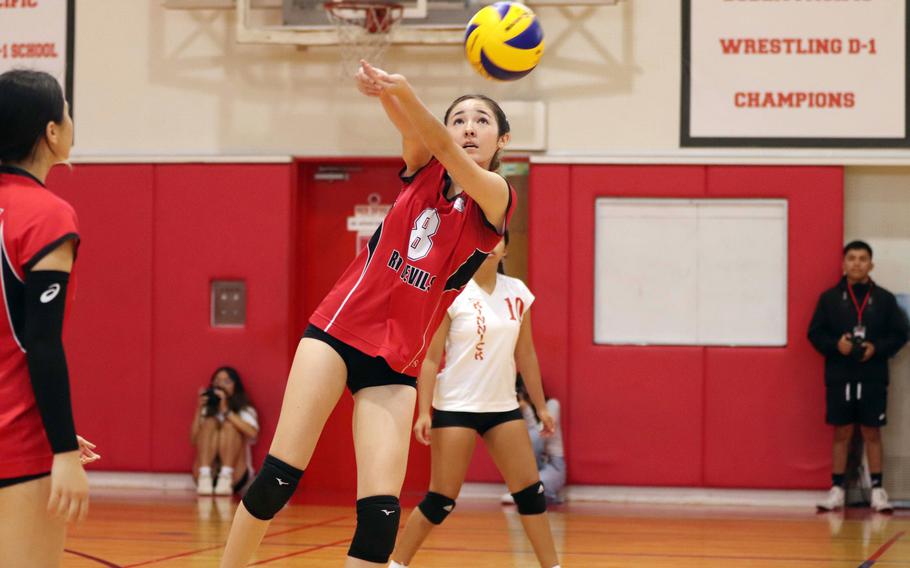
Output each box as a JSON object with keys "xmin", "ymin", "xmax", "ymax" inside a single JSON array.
[{"xmin": 433, "ymin": 274, "xmax": 535, "ymax": 412}]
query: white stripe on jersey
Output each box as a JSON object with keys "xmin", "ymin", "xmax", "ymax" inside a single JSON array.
[
  {"xmin": 0, "ymin": 223, "xmax": 25, "ymax": 353},
  {"xmin": 326, "ymin": 224, "xmax": 383, "ymax": 332}
]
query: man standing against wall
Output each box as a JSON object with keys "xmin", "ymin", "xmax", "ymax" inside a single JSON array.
[{"xmin": 808, "ymin": 241, "xmax": 908, "ymax": 513}]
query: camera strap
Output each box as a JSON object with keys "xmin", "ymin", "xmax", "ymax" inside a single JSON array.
[{"xmin": 847, "ymin": 282, "xmax": 873, "ymax": 325}]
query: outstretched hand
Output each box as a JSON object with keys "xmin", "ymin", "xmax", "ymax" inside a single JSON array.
[
  {"xmin": 354, "ymin": 63, "xmax": 382, "ymax": 97},
  {"xmin": 357, "ymin": 60, "xmax": 409, "ymax": 96},
  {"xmin": 77, "ymin": 435, "xmax": 101, "ymax": 466}
]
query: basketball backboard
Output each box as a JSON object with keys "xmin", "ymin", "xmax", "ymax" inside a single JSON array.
[{"xmin": 232, "ymin": 0, "xmax": 621, "ymax": 46}]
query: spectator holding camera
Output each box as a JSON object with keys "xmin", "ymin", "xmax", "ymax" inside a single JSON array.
[
  {"xmin": 191, "ymin": 367, "xmax": 259, "ymax": 496},
  {"xmin": 808, "ymin": 241, "xmax": 908, "ymax": 513}
]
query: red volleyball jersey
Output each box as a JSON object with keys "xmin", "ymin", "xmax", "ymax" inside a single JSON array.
[
  {"xmin": 310, "ymin": 159, "xmax": 515, "ymax": 375},
  {"xmin": 0, "ymin": 167, "xmax": 79, "ymax": 479}
]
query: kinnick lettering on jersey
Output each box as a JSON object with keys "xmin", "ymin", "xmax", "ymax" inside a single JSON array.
[{"xmin": 387, "ymin": 249, "xmax": 437, "ymax": 292}]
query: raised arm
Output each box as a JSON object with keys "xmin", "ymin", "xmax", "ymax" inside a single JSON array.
[
  {"xmin": 355, "ymin": 66, "xmax": 431, "ymax": 175},
  {"xmin": 360, "ymin": 61, "xmax": 510, "ymax": 229}
]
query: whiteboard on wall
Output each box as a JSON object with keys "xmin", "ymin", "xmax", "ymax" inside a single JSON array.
[{"xmin": 594, "ymin": 199, "xmax": 788, "ymax": 346}]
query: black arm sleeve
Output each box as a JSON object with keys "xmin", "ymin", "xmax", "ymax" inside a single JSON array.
[
  {"xmin": 23, "ymin": 270, "xmax": 78, "ymax": 454},
  {"xmin": 807, "ymin": 295, "xmax": 840, "ymax": 357}
]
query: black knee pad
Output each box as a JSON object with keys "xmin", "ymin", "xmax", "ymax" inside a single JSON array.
[
  {"xmin": 418, "ymin": 491, "xmax": 456, "ymax": 525},
  {"xmin": 348, "ymin": 495, "xmax": 400, "ymax": 563},
  {"xmin": 512, "ymin": 481, "xmax": 547, "ymax": 515},
  {"xmin": 241, "ymin": 454, "xmax": 304, "ymax": 521}
]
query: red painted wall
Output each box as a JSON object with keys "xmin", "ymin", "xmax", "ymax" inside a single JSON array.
[
  {"xmin": 48, "ymin": 164, "xmax": 295, "ymax": 472},
  {"xmin": 49, "ymin": 165, "xmax": 156, "ymax": 470},
  {"xmin": 45, "ymin": 161, "xmax": 842, "ymax": 492},
  {"xmin": 528, "ymin": 164, "xmax": 843, "ymax": 488},
  {"xmin": 150, "ymin": 165, "xmax": 295, "ymax": 472}
]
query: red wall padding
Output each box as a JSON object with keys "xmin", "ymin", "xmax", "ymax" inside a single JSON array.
[
  {"xmin": 528, "ymin": 164, "xmax": 843, "ymax": 488},
  {"xmin": 45, "ymin": 161, "xmax": 842, "ymax": 491},
  {"xmin": 49, "ymin": 166, "xmax": 156, "ymax": 470},
  {"xmin": 48, "ymin": 164, "xmax": 295, "ymax": 472},
  {"xmin": 150, "ymin": 165, "xmax": 295, "ymax": 471}
]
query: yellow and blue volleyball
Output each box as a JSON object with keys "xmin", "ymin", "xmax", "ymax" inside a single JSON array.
[{"xmin": 464, "ymin": 2, "xmax": 544, "ymax": 81}]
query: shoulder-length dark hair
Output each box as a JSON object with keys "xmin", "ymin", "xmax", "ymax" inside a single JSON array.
[
  {"xmin": 516, "ymin": 374, "xmax": 540, "ymax": 422},
  {"xmin": 496, "ymin": 230, "xmax": 510, "ymax": 275},
  {"xmin": 0, "ymin": 70, "xmax": 65, "ymax": 164},
  {"xmin": 210, "ymin": 366, "xmax": 253, "ymax": 413}
]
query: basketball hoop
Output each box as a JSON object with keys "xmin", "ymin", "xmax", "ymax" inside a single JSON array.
[{"xmin": 324, "ymin": 1, "xmax": 404, "ymax": 78}]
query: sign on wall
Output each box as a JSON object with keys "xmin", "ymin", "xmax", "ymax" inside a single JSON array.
[
  {"xmin": 682, "ymin": 0, "xmax": 909, "ymax": 147},
  {"xmin": 0, "ymin": 0, "xmax": 75, "ymax": 107}
]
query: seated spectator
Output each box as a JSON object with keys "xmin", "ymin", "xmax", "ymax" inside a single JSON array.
[
  {"xmin": 510, "ymin": 376, "xmax": 566, "ymax": 504},
  {"xmin": 190, "ymin": 366, "xmax": 259, "ymax": 496}
]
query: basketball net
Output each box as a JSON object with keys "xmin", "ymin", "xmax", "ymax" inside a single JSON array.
[{"xmin": 324, "ymin": 1, "xmax": 404, "ymax": 79}]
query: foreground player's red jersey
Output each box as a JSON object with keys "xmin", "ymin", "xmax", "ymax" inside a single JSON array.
[
  {"xmin": 310, "ymin": 159, "xmax": 515, "ymax": 375},
  {"xmin": 0, "ymin": 167, "xmax": 79, "ymax": 479}
]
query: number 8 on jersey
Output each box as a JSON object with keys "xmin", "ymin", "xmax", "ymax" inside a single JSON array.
[{"xmin": 408, "ymin": 208, "xmax": 440, "ymax": 261}]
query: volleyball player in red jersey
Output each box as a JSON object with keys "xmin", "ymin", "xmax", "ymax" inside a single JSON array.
[
  {"xmin": 0, "ymin": 70, "xmax": 100, "ymax": 567},
  {"xmin": 220, "ymin": 61, "xmax": 515, "ymax": 567}
]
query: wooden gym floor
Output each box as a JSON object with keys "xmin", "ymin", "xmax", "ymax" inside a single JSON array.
[{"xmin": 60, "ymin": 491, "xmax": 909, "ymax": 567}]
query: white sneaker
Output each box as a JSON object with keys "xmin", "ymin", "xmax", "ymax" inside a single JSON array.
[
  {"xmin": 871, "ymin": 488, "xmax": 894, "ymax": 513},
  {"xmin": 197, "ymin": 473, "xmax": 214, "ymax": 496},
  {"xmin": 214, "ymin": 474, "xmax": 233, "ymax": 496},
  {"xmin": 816, "ymin": 486, "xmax": 845, "ymax": 511},
  {"xmin": 500, "ymin": 492, "xmax": 514, "ymax": 505}
]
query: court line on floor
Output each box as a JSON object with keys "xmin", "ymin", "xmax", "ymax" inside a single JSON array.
[
  {"xmin": 64, "ymin": 549, "xmax": 123, "ymax": 568},
  {"xmin": 248, "ymin": 538, "xmax": 352, "ymax": 565},
  {"xmin": 120, "ymin": 515, "xmax": 349, "ymax": 567},
  {"xmin": 858, "ymin": 531, "xmax": 906, "ymax": 568},
  {"xmin": 420, "ymin": 543, "xmax": 886, "ymax": 564}
]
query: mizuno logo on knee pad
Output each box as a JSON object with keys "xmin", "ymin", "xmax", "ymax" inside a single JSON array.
[
  {"xmin": 241, "ymin": 454, "xmax": 304, "ymax": 521},
  {"xmin": 349, "ymin": 495, "xmax": 401, "ymax": 564}
]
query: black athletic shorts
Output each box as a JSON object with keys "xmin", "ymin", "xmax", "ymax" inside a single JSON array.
[
  {"xmin": 431, "ymin": 408, "xmax": 524, "ymax": 435},
  {"xmin": 303, "ymin": 324, "xmax": 417, "ymax": 394},
  {"xmin": 0, "ymin": 471, "xmax": 50, "ymax": 489},
  {"xmin": 826, "ymin": 381, "xmax": 888, "ymax": 427}
]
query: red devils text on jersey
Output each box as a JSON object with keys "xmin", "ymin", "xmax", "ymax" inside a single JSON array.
[
  {"xmin": 0, "ymin": 167, "xmax": 79, "ymax": 479},
  {"xmin": 310, "ymin": 159, "xmax": 515, "ymax": 375}
]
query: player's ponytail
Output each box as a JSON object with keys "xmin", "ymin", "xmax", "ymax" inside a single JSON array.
[{"xmin": 0, "ymin": 70, "xmax": 66, "ymax": 165}]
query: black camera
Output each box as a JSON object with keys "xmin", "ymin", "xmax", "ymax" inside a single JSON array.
[
  {"xmin": 850, "ymin": 334, "xmax": 867, "ymax": 361},
  {"xmin": 203, "ymin": 387, "xmax": 222, "ymax": 416}
]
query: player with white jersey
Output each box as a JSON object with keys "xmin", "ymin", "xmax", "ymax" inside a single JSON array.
[{"xmin": 389, "ymin": 234, "xmax": 561, "ymax": 568}]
